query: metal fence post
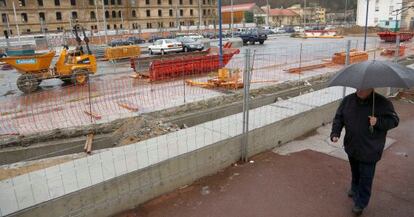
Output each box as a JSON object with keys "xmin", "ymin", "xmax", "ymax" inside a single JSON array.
[
  {"xmin": 394, "ymin": 34, "xmax": 401, "ymax": 63},
  {"xmin": 343, "ymin": 40, "xmax": 351, "ymax": 98},
  {"xmin": 242, "ymin": 49, "xmax": 251, "ymax": 162}
]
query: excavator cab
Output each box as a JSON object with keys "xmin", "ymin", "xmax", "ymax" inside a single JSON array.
[{"xmin": 55, "ymin": 25, "xmax": 97, "ymax": 85}]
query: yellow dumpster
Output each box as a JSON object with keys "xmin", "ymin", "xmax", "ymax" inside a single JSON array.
[{"xmin": 105, "ymin": 45, "xmax": 141, "ymax": 61}]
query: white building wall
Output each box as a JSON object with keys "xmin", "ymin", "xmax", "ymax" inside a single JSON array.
[{"xmin": 357, "ymin": 0, "xmax": 402, "ymax": 27}]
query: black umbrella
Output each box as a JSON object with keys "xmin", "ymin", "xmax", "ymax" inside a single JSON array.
[{"xmin": 329, "ymin": 60, "xmax": 414, "ymax": 132}]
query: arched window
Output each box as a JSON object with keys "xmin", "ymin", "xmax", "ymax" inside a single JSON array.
[
  {"xmin": 132, "ymin": 10, "xmax": 136, "ymax": 17},
  {"xmin": 90, "ymin": 11, "xmax": 96, "ymax": 19},
  {"xmin": 112, "ymin": 11, "xmax": 116, "ymax": 18},
  {"xmin": 118, "ymin": 11, "xmax": 122, "ymax": 18},
  {"xmin": 105, "ymin": 11, "xmax": 109, "ymax": 19}
]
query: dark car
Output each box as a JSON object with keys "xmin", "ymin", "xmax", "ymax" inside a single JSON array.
[
  {"xmin": 147, "ymin": 36, "xmax": 164, "ymax": 43},
  {"xmin": 202, "ymin": 32, "xmax": 218, "ymax": 39},
  {"xmin": 283, "ymin": 27, "xmax": 295, "ymax": 33},
  {"xmin": 126, "ymin": 36, "xmax": 145, "ymax": 44},
  {"xmin": 239, "ymin": 29, "xmax": 268, "ymax": 45},
  {"xmin": 108, "ymin": 39, "xmax": 130, "ymax": 47},
  {"xmin": 175, "ymin": 37, "xmax": 204, "ymax": 52}
]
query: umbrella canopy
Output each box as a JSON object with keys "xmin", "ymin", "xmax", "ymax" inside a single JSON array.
[{"xmin": 329, "ymin": 60, "xmax": 414, "ymax": 89}]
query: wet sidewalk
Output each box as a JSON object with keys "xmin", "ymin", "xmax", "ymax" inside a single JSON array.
[{"xmin": 116, "ymin": 100, "xmax": 414, "ymax": 217}]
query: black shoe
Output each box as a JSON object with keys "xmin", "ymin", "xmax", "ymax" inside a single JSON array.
[
  {"xmin": 348, "ymin": 189, "xmax": 354, "ymax": 198},
  {"xmin": 352, "ymin": 206, "xmax": 363, "ymax": 216}
]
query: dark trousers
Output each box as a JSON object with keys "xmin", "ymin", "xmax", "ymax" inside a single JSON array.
[{"xmin": 348, "ymin": 156, "xmax": 377, "ymax": 208}]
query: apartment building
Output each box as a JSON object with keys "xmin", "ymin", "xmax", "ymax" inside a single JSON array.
[{"xmin": 0, "ymin": 0, "xmax": 217, "ymax": 37}]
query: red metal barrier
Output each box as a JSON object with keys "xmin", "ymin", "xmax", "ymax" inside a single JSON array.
[{"xmin": 149, "ymin": 48, "xmax": 240, "ymax": 81}]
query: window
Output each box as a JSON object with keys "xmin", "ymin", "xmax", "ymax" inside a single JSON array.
[
  {"xmin": 117, "ymin": 0, "xmax": 122, "ymax": 4},
  {"xmin": 169, "ymin": 9, "xmax": 173, "ymax": 16},
  {"xmin": 107, "ymin": 24, "xmax": 110, "ymax": 29},
  {"xmin": 39, "ymin": 12, "xmax": 45, "ymax": 21},
  {"xmin": 168, "ymin": 0, "xmax": 172, "ymax": 4},
  {"xmin": 132, "ymin": 10, "xmax": 136, "ymax": 17},
  {"xmin": 169, "ymin": 21, "xmax": 174, "ymax": 27},
  {"xmin": 56, "ymin": 12, "xmax": 62, "ymax": 20},
  {"xmin": 112, "ymin": 11, "xmax": 116, "ymax": 18},
  {"xmin": 19, "ymin": 0, "xmax": 25, "ymax": 6},
  {"xmin": 2, "ymin": 14, "xmax": 8, "ymax": 23},
  {"xmin": 375, "ymin": 6, "xmax": 379, "ymax": 12},
  {"xmin": 385, "ymin": 21, "xmax": 390, "ymax": 26},
  {"xmin": 104, "ymin": 0, "xmax": 108, "ymax": 5},
  {"xmin": 90, "ymin": 11, "xmax": 96, "ymax": 19},
  {"xmin": 71, "ymin": 0, "xmax": 76, "ymax": 6},
  {"xmin": 145, "ymin": 0, "xmax": 149, "ymax": 4},
  {"xmin": 158, "ymin": 9, "xmax": 162, "ymax": 17},
  {"xmin": 147, "ymin": 22, "xmax": 152, "ymax": 28},
  {"xmin": 190, "ymin": 9, "xmax": 193, "ymax": 16},
  {"xmin": 146, "ymin": 10, "xmax": 151, "ymax": 17},
  {"xmin": 118, "ymin": 11, "xmax": 122, "ymax": 18},
  {"xmin": 72, "ymin": 11, "xmax": 78, "ymax": 19},
  {"xmin": 21, "ymin": 13, "xmax": 28, "ymax": 22},
  {"xmin": 111, "ymin": 0, "xmax": 115, "ymax": 5},
  {"xmin": 54, "ymin": 0, "xmax": 60, "ymax": 6},
  {"xmin": 180, "ymin": 21, "xmax": 184, "ymax": 26},
  {"xmin": 157, "ymin": 0, "xmax": 161, "ymax": 4},
  {"xmin": 158, "ymin": 22, "xmax": 163, "ymax": 27},
  {"xmin": 89, "ymin": 0, "xmax": 94, "ymax": 5},
  {"xmin": 207, "ymin": 0, "xmax": 210, "ymax": 5},
  {"xmin": 114, "ymin": 24, "xmax": 117, "ymax": 29},
  {"xmin": 179, "ymin": 0, "xmax": 183, "ymax": 4},
  {"xmin": 38, "ymin": 0, "xmax": 43, "ymax": 6},
  {"xmin": 189, "ymin": 0, "xmax": 192, "ymax": 4},
  {"xmin": 203, "ymin": 0, "xmax": 205, "ymax": 4},
  {"xmin": 180, "ymin": 9, "xmax": 183, "ymax": 16},
  {"xmin": 0, "ymin": 0, "xmax": 6, "ymax": 7},
  {"xmin": 26, "ymin": 29, "xmax": 30, "ymax": 33},
  {"xmin": 120, "ymin": 24, "xmax": 123, "ymax": 29},
  {"xmin": 203, "ymin": 9, "xmax": 206, "ymax": 16},
  {"xmin": 105, "ymin": 11, "xmax": 109, "ymax": 18},
  {"xmin": 207, "ymin": 9, "xmax": 210, "ymax": 15}
]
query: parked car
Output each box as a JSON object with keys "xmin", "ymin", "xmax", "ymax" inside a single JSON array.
[
  {"xmin": 239, "ymin": 29, "xmax": 268, "ymax": 45},
  {"xmin": 126, "ymin": 36, "xmax": 145, "ymax": 44},
  {"xmin": 283, "ymin": 27, "xmax": 295, "ymax": 33},
  {"xmin": 202, "ymin": 32, "xmax": 218, "ymax": 39},
  {"xmin": 108, "ymin": 39, "xmax": 130, "ymax": 47},
  {"xmin": 147, "ymin": 36, "xmax": 164, "ymax": 43},
  {"xmin": 272, "ymin": 27, "xmax": 286, "ymax": 34},
  {"xmin": 148, "ymin": 39, "xmax": 183, "ymax": 55},
  {"xmin": 176, "ymin": 37, "xmax": 204, "ymax": 52}
]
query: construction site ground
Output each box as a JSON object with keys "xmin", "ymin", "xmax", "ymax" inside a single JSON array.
[{"xmin": 115, "ymin": 97, "xmax": 414, "ymax": 217}]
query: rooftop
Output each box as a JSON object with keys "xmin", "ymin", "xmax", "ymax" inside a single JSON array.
[{"xmin": 221, "ymin": 3, "xmax": 257, "ymax": 13}]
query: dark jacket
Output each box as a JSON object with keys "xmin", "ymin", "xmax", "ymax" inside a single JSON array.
[{"xmin": 330, "ymin": 92, "xmax": 399, "ymax": 163}]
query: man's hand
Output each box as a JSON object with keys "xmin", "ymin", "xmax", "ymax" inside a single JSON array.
[
  {"xmin": 331, "ymin": 137, "xmax": 339, "ymax": 143},
  {"xmin": 369, "ymin": 116, "xmax": 377, "ymax": 127}
]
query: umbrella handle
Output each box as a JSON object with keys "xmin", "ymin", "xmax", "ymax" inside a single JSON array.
[{"xmin": 370, "ymin": 91, "xmax": 375, "ymax": 134}]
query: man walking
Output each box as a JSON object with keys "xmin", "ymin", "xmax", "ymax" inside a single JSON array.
[{"xmin": 330, "ymin": 89, "xmax": 399, "ymax": 216}]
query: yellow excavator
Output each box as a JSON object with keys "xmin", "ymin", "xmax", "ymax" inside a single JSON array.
[{"xmin": 0, "ymin": 24, "xmax": 97, "ymax": 93}]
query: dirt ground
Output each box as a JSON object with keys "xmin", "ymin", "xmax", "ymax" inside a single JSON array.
[{"xmin": 115, "ymin": 99, "xmax": 414, "ymax": 217}]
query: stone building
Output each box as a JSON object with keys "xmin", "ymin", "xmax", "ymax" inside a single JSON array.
[{"xmin": 0, "ymin": 0, "xmax": 217, "ymax": 37}]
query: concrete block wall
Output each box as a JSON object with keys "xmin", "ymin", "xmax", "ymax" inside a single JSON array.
[{"xmin": 0, "ymin": 87, "xmax": 354, "ymax": 217}]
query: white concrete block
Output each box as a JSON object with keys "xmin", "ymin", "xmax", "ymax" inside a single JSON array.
[{"xmin": 0, "ymin": 186, "xmax": 18, "ymax": 216}]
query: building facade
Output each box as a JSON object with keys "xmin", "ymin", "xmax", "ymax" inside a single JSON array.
[
  {"xmin": 264, "ymin": 8, "xmax": 300, "ymax": 27},
  {"xmin": 221, "ymin": 3, "xmax": 264, "ymax": 24},
  {"xmin": 356, "ymin": 0, "xmax": 402, "ymax": 27},
  {"xmin": 288, "ymin": 4, "xmax": 326, "ymax": 25},
  {"xmin": 0, "ymin": 0, "xmax": 217, "ymax": 37},
  {"xmin": 400, "ymin": 0, "xmax": 414, "ymax": 30}
]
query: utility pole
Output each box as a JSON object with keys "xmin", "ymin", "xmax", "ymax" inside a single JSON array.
[
  {"xmin": 198, "ymin": 0, "xmax": 202, "ymax": 32},
  {"xmin": 94, "ymin": 0, "xmax": 102, "ymax": 43},
  {"xmin": 344, "ymin": 0, "xmax": 348, "ymax": 24},
  {"xmin": 363, "ymin": 0, "xmax": 369, "ymax": 51},
  {"xmin": 176, "ymin": 4, "xmax": 181, "ymax": 32},
  {"xmin": 218, "ymin": 0, "xmax": 223, "ymax": 67},
  {"xmin": 101, "ymin": 0, "xmax": 108, "ymax": 44},
  {"xmin": 12, "ymin": 1, "xmax": 21, "ymax": 42},
  {"xmin": 231, "ymin": 0, "xmax": 234, "ymax": 37},
  {"xmin": 303, "ymin": 0, "xmax": 306, "ymax": 27},
  {"xmin": 265, "ymin": 0, "xmax": 270, "ymax": 26}
]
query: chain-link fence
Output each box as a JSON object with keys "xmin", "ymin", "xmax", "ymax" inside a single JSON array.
[{"xmin": 0, "ymin": 37, "xmax": 413, "ymax": 216}]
